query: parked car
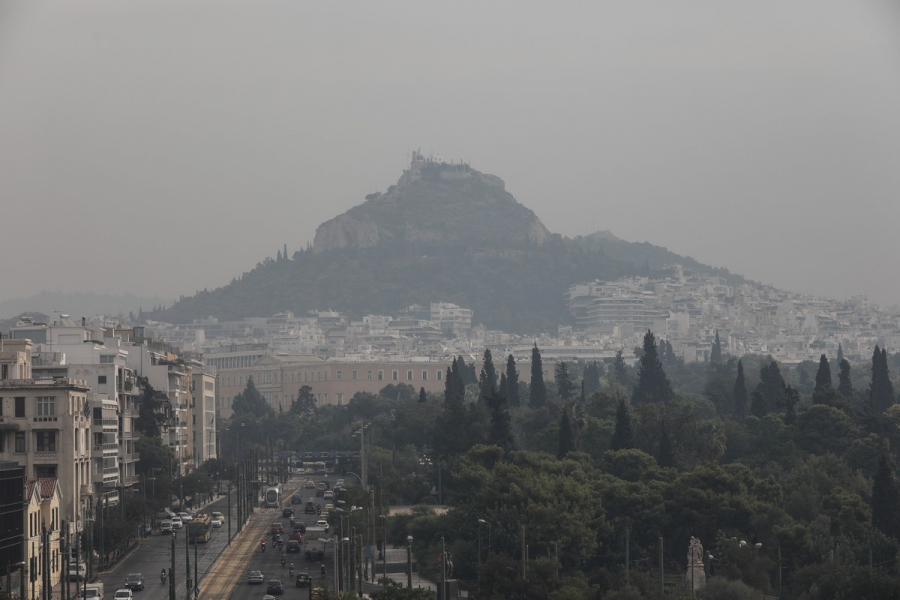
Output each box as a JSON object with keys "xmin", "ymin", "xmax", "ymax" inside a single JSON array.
[
  {"xmin": 125, "ymin": 573, "xmax": 144, "ymax": 591},
  {"xmin": 247, "ymin": 570, "xmax": 265, "ymax": 584},
  {"xmin": 68, "ymin": 563, "xmax": 87, "ymax": 580},
  {"xmin": 171, "ymin": 516, "xmax": 183, "ymax": 529},
  {"xmin": 113, "ymin": 590, "xmax": 133, "ymax": 600},
  {"xmin": 266, "ymin": 579, "xmax": 284, "ymax": 595}
]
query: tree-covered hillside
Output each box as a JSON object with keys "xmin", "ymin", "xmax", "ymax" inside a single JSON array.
[{"xmin": 150, "ymin": 235, "xmax": 740, "ymax": 333}]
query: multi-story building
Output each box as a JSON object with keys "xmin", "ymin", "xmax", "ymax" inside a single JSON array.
[
  {"xmin": 190, "ymin": 363, "xmax": 217, "ymax": 465},
  {"xmin": 0, "ymin": 461, "xmax": 26, "ymax": 596},
  {"xmin": 0, "ymin": 376, "xmax": 92, "ymax": 544},
  {"xmin": 430, "ymin": 303, "xmax": 473, "ymax": 337},
  {"xmin": 24, "ymin": 477, "xmax": 62, "ymax": 600}
]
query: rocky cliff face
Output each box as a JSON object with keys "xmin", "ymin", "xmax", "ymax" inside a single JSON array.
[{"xmin": 313, "ymin": 160, "xmax": 550, "ymax": 253}]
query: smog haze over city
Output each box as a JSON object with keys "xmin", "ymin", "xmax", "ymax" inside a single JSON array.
[{"xmin": 2, "ymin": 1, "xmax": 899, "ymax": 311}]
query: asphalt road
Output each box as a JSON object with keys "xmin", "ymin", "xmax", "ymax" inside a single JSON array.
[
  {"xmin": 83, "ymin": 493, "xmax": 239, "ymax": 600},
  {"xmin": 228, "ymin": 485, "xmax": 334, "ymax": 600}
]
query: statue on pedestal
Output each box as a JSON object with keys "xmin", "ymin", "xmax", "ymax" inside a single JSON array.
[{"xmin": 685, "ymin": 536, "xmax": 706, "ymax": 593}]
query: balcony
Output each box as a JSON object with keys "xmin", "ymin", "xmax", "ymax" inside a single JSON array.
[{"xmin": 34, "ymin": 450, "xmax": 58, "ymax": 459}]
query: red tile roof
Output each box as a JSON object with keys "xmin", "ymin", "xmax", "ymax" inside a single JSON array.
[{"xmin": 25, "ymin": 477, "xmax": 58, "ymax": 500}]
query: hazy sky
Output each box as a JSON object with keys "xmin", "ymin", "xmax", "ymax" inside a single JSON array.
[{"xmin": 2, "ymin": 1, "xmax": 899, "ymax": 309}]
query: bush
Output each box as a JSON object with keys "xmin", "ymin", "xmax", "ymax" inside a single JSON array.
[{"xmin": 696, "ymin": 577, "xmax": 762, "ymax": 600}]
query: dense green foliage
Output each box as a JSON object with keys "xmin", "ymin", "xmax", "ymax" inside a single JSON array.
[{"xmin": 213, "ymin": 342, "xmax": 900, "ymax": 599}]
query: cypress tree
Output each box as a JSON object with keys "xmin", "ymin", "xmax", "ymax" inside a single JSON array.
[
  {"xmin": 632, "ymin": 330, "xmax": 674, "ymax": 405},
  {"xmin": 556, "ymin": 361, "xmax": 575, "ymax": 400},
  {"xmin": 657, "ymin": 423, "xmax": 674, "ymax": 468},
  {"xmin": 487, "ymin": 388, "xmax": 514, "ymax": 451},
  {"xmin": 870, "ymin": 346, "xmax": 896, "ymax": 413},
  {"xmin": 610, "ymin": 398, "xmax": 634, "ymax": 450},
  {"xmin": 613, "ymin": 350, "xmax": 629, "ymax": 387},
  {"xmin": 756, "ymin": 360, "xmax": 786, "ymax": 412},
  {"xmin": 479, "ymin": 349, "xmax": 498, "ymax": 401},
  {"xmin": 784, "ymin": 384, "xmax": 799, "ymax": 425},
  {"xmin": 837, "ymin": 343, "xmax": 844, "ymax": 366},
  {"xmin": 711, "ymin": 329, "xmax": 722, "ymax": 363},
  {"xmin": 872, "ymin": 455, "xmax": 900, "ymax": 539},
  {"xmin": 418, "ymin": 387, "xmax": 427, "ymax": 403},
  {"xmin": 838, "ymin": 359, "xmax": 854, "ymax": 398},
  {"xmin": 734, "ymin": 360, "xmax": 748, "ymax": 419},
  {"xmin": 530, "ymin": 343, "xmax": 547, "ymax": 408},
  {"xmin": 580, "ymin": 379, "xmax": 585, "ymax": 403},
  {"xmin": 814, "ymin": 354, "xmax": 832, "ymax": 392},
  {"xmin": 750, "ymin": 390, "xmax": 767, "ymax": 418},
  {"xmin": 666, "ymin": 340, "xmax": 675, "ymax": 363},
  {"xmin": 499, "ymin": 372, "xmax": 508, "ymax": 400},
  {"xmin": 583, "ymin": 361, "xmax": 601, "ymax": 395},
  {"xmin": 557, "ymin": 409, "xmax": 575, "ymax": 459},
  {"xmin": 506, "ymin": 355, "xmax": 520, "ymax": 408},
  {"xmin": 444, "ymin": 360, "xmax": 457, "ymax": 405}
]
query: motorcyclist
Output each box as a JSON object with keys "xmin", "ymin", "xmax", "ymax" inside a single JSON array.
[
  {"xmin": 281, "ymin": 554, "xmax": 286, "ymax": 567},
  {"xmin": 289, "ymin": 563, "xmax": 294, "ymax": 577},
  {"xmin": 161, "ymin": 569, "xmax": 167, "ymax": 584},
  {"xmin": 320, "ymin": 565, "xmax": 327, "ymax": 579},
  {"xmin": 261, "ymin": 539, "xmax": 266, "ymax": 552}
]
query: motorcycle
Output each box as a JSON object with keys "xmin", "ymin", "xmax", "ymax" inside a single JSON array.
[
  {"xmin": 281, "ymin": 555, "xmax": 286, "ymax": 567},
  {"xmin": 261, "ymin": 541, "xmax": 267, "ymax": 553},
  {"xmin": 289, "ymin": 565, "xmax": 294, "ymax": 578},
  {"xmin": 161, "ymin": 571, "xmax": 167, "ymax": 585}
]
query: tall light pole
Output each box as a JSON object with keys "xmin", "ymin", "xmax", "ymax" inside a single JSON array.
[
  {"xmin": 406, "ymin": 535, "xmax": 413, "ymax": 589},
  {"xmin": 478, "ymin": 519, "xmax": 491, "ymax": 558},
  {"xmin": 351, "ymin": 422, "xmax": 370, "ymax": 489}
]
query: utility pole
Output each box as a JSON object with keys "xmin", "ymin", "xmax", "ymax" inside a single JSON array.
[
  {"xmin": 194, "ymin": 537, "xmax": 198, "ymax": 596},
  {"xmin": 185, "ymin": 524, "xmax": 191, "ymax": 600},
  {"xmin": 439, "ymin": 537, "xmax": 446, "ymax": 600},
  {"xmin": 169, "ymin": 532, "xmax": 176, "ymax": 600},
  {"xmin": 358, "ymin": 533, "xmax": 363, "ymax": 598},
  {"xmin": 227, "ymin": 481, "xmax": 232, "ymax": 544},
  {"xmin": 625, "ymin": 528, "xmax": 630, "ymax": 583},
  {"xmin": 659, "ymin": 536, "xmax": 664, "ymax": 597},
  {"xmin": 521, "ymin": 525, "xmax": 526, "ymax": 581}
]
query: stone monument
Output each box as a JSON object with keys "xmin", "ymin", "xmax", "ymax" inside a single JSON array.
[{"xmin": 685, "ymin": 536, "xmax": 706, "ymax": 593}]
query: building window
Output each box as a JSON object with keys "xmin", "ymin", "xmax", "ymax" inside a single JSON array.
[
  {"xmin": 378, "ymin": 371, "xmax": 384, "ymax": 381},
  {"xmin": 422, "ymin": 370, "xmax": 428, "ymax": 381},
  {"xmin": 336, "ymin": 371, "xmax": 343, "ymax": 381},
  {"xmin": 437, "ymin": 370, "xmax": 443, "ymax": 381},
  {"xmin": 98, "ymin": 376, "xmax": 107, "ymax": 385},
  {"xmin": 99, "ymin": 355, "xmax": 115, "ymax": 364},
  {"xmin": 392, "ymin": 371, "xmax": 398, "ymax": 381},
  {"xmin": 407, "ymin": 371, "xmax": 413, "ymax": 381},
  {"xmin": 352, "ymin": 371, "xmax": 357, "ymax": 381},
  {"xmin": 324, "ymin": 371, "xmax": 328, "ymax": 381},
  {"xmin": 1, "ymin": 364, "xmax": 7, "ymax": 379},
  {"xmin": 204, "ymin": 381, "xmax": 214, "ymax": 391},
  {"xmin": 337, "ymin": 393, "xmax": 344, "ymax": 406},
  {"xmin": 366, "ymin": 371, "xmax": 372, "ymax": 380},
  {"xmin": 15, "ymin": 431, "xmax": 25, "ymax": 452},
  {"xmin": 36, "ymin": 431, "xmax": 56, "ymax": 452},
  {"xmin": 15, "ymin": 397, "xmax": 25, "ymax": 418},
  {"xmin": 37, "ymin": 396, "xmax": 55, "ymax": 417}
]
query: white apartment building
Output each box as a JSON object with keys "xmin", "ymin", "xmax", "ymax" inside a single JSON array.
[
  {"xmin": 430, "ymin": 303, "xmax": 473, "ymax": 336},
  {"xmin": 12, "ymin": 317, "xmax": 140, "ymax": 489},
  {"xmin": 190, "ymin": 365, "xmax": 217, "ymax": 464}
]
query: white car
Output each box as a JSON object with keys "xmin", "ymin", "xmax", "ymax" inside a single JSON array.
[
  {"xmin": 323, "ymin": 491, "xmax": 333, "ymax": 501},
  {"xmin": 248, "ymin": 570, "xmax": 265, "ymax": 584},
  {"xmin": 113, "ymin": 590, "xmax": 133, "ymax": 600},
  {"xmin": 211, "ymin": 516, "xmax": 223, "ymax": 528},
  {"xmin": 171, "ymin": 516, "xmax": 183, "ymax": 529},
  {"xmin": 315, "ymin": 520, "xmax": 329, "ymax": 529},
  {"xmin": 178, "ymin": 512, "xmax": 193, "ymax": 523}
]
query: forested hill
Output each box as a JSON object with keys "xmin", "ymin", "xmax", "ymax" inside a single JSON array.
[{"xmin": 150, "ymin": 163, "xmax": 743, "ymax": 332}]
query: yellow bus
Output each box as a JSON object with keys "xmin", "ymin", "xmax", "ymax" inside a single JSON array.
[{"xmin": 188, "ymin": 514, "xmax": 212, "ymax": 543}]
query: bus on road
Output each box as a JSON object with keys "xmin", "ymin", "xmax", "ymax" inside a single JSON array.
[{"xmin": 188, "ymin": 514, "xmax": 212, "ymax": 543}]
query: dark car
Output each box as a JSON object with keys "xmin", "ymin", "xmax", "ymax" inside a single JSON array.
[
  {"xmin": 282, "ymin": 507, "xmax": 293, "ymax": 518},
  {"xmin": 125, "ymin": 573, "xmax": 144, "ymax": 591},
  {"xmin": 286, "ymin": 540, "xmax": 301, "ymax": 553},
  {"xmin": 293, "ymin": 523, "xmax": 306, "ymax": 534},
  {"xmin": 304, "ymin": 502, "xmax": 317, "ymax": 514},
  {"xmin": 315, "ymin": 489, "xmax": 324, "ymax": 498},
  {"xmin": 291, "ymin": 494, "xmax": 302, "ymax": 504},
  {"xmin": 266, "ymin": 579, "xmax": 284, "ymax": 595},
  {"xmin": 295, "ymin": 573, "xmax": 311, "ymax": 588}
]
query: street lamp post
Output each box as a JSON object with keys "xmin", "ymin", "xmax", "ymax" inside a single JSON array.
[
  {"xmin": 406, "ymin": 536, "xmax": 413, "ymax": 589},
  {"xmin": 380, "ymin": 515, "xmax": 386, "ymax": 582}
]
